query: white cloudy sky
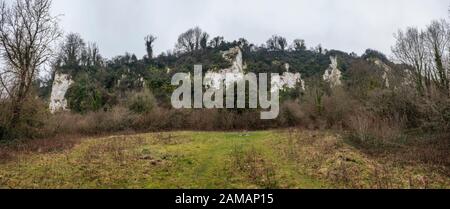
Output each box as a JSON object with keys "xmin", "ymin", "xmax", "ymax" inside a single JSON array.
[{"xmin": 46, "ymin": 0, "xmax": 450, "ymax": 58}]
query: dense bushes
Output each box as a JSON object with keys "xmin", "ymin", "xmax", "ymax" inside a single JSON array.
[
  {"xmin": 1, "ymin": 84, "xmax": 448, "ymax": 145},
  {"xmin": 66, "ymin": 73, "xmax": 106, "ymax": 113},
  {"xmin": 0, "ymin": 95, "xmax": 50, "ymax": 141},
  {"xmin": 47, "ymin": 107, "xmax": 136, "ymax": 135},
  {"xmin": 44, "ymin": 108, "xmax": 272, "ymax": 136},
  {"xmin": 127, "ymin": 89, "xmax": 156, "ymax": 114}
]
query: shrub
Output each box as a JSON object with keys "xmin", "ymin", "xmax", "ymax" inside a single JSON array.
[
  {"xmin": 321, "ymin": 88, "xmax": 358, "ymax": 129},
  {"xmin": 346, "ymin": 109, "xmax": 404, "ymax": 145},
  {"xmin": 280, "ymin": 101, "xmax": 306, "ymax": 127},
  {"xmin": 47, "ymin": 107, "xmax": 136, "ymax": 136},
  {"xmin": 0, "ymin": 96, "xmax": 51, "ymax": 140},
  {"xmin": 128, "ymin": 89, "xmax": 156, "ymax": 114},
  {"xmin": 66, "ymin": 73, "xmax": 110, "ymax": 113}
]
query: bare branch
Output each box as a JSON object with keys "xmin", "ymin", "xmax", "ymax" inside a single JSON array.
[{"xmin": 0, "ymin": 0, "xmax": 61, "ymax": 126}]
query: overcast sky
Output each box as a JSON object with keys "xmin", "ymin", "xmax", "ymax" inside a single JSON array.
[{"xmin": 48, "ymin": 0, "xmax": 449, "ymax": 58}]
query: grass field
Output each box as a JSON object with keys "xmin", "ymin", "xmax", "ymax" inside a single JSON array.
[{"xmin": 0, "ymin": 130, "xmax": 448, "ymax": 189}]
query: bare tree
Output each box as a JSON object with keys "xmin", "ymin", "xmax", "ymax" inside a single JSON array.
[
  {"xmin": 424, "ymin": 19, "xmax": 450, "ymax": 92},
  {"xmin": 0, "ymin": 0, "xmax": 61, "ymax": 127},
  {"xmin": 392, "ymin": 27, "xmax": 429, "ymax": 94},
  {"xmin": 175, "ymin": 27, "xmax": 209, "ymax": 53},
  {"xmin": 81, "ymin": 42, "xmax": 102, "ymax": 67},
  {"xmin": 393, "ymin": 20, "xmax": 450, "ymax": 95},
  {"xmin": 200, "ymin": 32, "xmax": 209, "ymax": 49},
  {"xmin": 266, "ymin": 35, "xmax": 287, "ymax": 51},
  {"xmin": 58, "ymin": 33, "xmax": 102, "ymax": 68},
  {"xmin": 145, "ymin": 35, "xmax": 157, "ymax": 59},
  {"xmin": 59, "ymin": 33, "xmax": 85, "ymax": 67},
  {"xmin": 209, "ymin": 36, "xmax": 224, "ymax": 48},
  {"xmin": 292, "ymin": 39, "xmax": 306, "ymax": 51}
]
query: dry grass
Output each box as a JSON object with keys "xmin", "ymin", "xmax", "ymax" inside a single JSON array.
[
  {"xmin": 228, "ymin": 145, "xmax": 278, "ymax": 188},
  {"xmin": 271, "ymin": 129, "xmax": 450, "ymax": 189}
]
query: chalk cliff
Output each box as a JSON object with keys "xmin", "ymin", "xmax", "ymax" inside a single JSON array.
[
  {"xmin": 323, "ymin": 56, "xmax": 342, "ymax": 88},
  {"xmin": 49, "ymin": 72, "xmax": 73, "ymax": 113}
]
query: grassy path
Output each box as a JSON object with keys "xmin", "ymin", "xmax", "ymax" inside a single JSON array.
[{"xmin": 145, "ymin": 131, "xmax": 327, "ymax": 188}]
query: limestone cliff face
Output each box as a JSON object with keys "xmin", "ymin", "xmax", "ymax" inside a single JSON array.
[
  {"xmin": 49, "ymin": 72, "xmax": 73, "ymax": 114},
  {"xmin": 271, "ymin": 63, "xmax": 305, "ymax": 92},
  {"xmin": 204, "ymin": 47, "xmax": 245, "ymax": 90},
  {"xmin": 204, "ymin": 47, "xmax": 305, "ymax": 92},
  {"xmin": 323, "ymin": 56, "xmax": 342, "ymax": 88},
  {"xmin": 373, "ymin": 59, "xmax": 391, "ymax": 88},
  {"xmin": 223, "ymin": 46, "xmax": 244, "ymax": 73}
]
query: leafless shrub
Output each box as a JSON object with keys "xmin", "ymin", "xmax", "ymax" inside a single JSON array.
[
  {"xmin": 279, "ymin": 101, "xmax": 307, "ymax": 127},
  {"xmin": 49, "ymin": 107, "xmax": 136, "ymax": 135},
  {"xmin": 347, "ymin": 109, "xmax": 404, "ymax": 145},
  {"xmin": 0, "ymin": 94, "xmax": 53, "ymax": 140},
  {"xmin": 321, "ymin": 89, "xmax": 358, "ymax": 129}
]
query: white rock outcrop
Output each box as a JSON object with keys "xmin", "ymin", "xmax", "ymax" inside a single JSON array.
[
  {"xmin": 49, "ymin": 72, "xmax": 73, "ymax": 113},
  {"xmin": 271, "ymin": 72, "xmax": 305, "ymax": 93},
  {"xmin": 374, "ymin": 59, "xmax": 391, "ymax": 88},
  {"xmin": 323, "ymin": 56, "xmax": 342, "ymax": 88},
  {"xmin": 204, "ymin": 47, "xmax": 304, "ymax": 92},
  {"xmin": 204, "ymin": 47, "xmax": 246, "ymax": 90},
  {"xmin": 271, "ymin": 63, "xmax": 305, "ymax": 92}
]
